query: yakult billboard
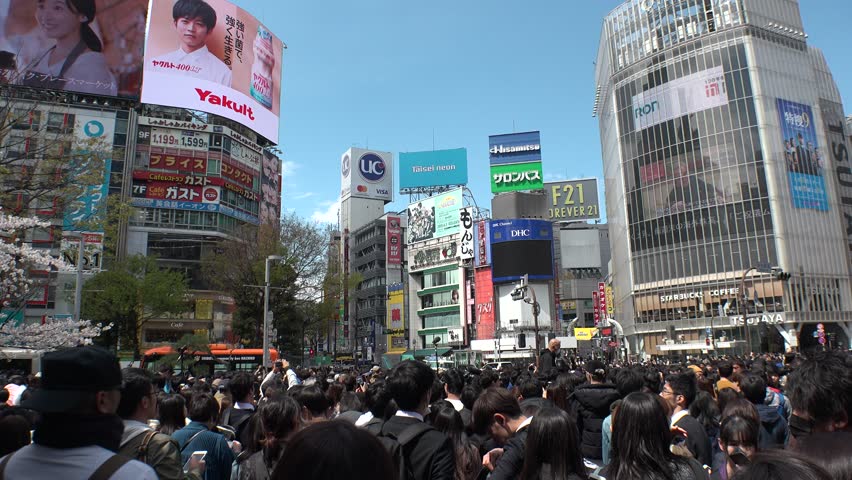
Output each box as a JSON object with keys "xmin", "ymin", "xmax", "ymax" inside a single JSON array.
[{"xmin": 142, "ymin": 0, "xmax": 284, "ymax": 142}]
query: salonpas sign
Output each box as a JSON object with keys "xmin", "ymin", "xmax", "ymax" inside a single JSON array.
[{"xmin": 490, "ymin": 161, "xmax": 543, "ymax": 193}]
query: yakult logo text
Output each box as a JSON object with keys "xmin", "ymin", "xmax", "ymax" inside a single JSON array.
[{"xmin": 195, "ymin": 89, "xmax": 255, "ymax": 121}]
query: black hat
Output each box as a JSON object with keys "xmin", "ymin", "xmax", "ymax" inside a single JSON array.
[{"xmin": 23, "ymin": 346, "xmax": 122, "ymax": 413}]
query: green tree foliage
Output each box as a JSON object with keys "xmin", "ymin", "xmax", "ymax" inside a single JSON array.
[{"xmin": 82, "ymin": 255, "xmax": 188, "ymax": 355}]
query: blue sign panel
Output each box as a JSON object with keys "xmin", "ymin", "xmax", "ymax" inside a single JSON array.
[
  {"xmin": 489, "ymin": 131, "xmax": 542, "ymax": 166},
  {"xmin": 399, "ymin": 148, "xmax": 468, "ymax": 190},
  {"xmin": 776, "ymin": 99, "xmax": 829, "ymax": 211},
  {"xmin": 130, "ymin": 198, "xmax": 260, "ymax": 225},
  {"xmin": 489, "ymin": 219, "xmax": 554, "ymax": 283}
]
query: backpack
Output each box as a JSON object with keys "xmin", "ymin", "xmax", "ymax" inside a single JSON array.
[
  {"xmin": 221, "ymin": 407, "xmax": 254, "ymax": 445},
  {"xmin": 377, "ymin": 422, "xmax": 433, "ymax": 480}
]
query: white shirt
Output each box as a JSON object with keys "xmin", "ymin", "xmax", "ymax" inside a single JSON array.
[
  {"xmin": 1, "ymin": 444, "xmax": 157, "ymax": 480},
  {"xmin": 517, "ymin": 416, "xmax": 534, "ymax": 431},
  {"xmin": 355, "ymin": 411, "xmax": 374, "ymax": 427},
  {"xmin": 150, "ymin": 45, "xmax": 232, "ymax": 87},
  {"xmin": 234, "ymin": 401, "xmax": 255, "ymax": 410},
  {"xmin": 395, "ymin": 410, "xmax": 425, "ymax": 422},
  {"xmin": 671, "ymin": 409, "xmax": 689, "ymax": 427},
  {"xmin": 446, "ymin": 398, "xmax": 465, "ymax": 412}
]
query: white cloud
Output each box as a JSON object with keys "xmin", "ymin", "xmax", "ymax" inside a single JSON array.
[
  {"xmin": 288, "ymin": 192, "xmax": 315, "ymax": 200},
  {"xmin": 310, "ymin": 200, "xmax": 340, "ymax": 224},
  {"xmin": 281, "ymin": 160, "xmax": 299, "ymax": 179}
]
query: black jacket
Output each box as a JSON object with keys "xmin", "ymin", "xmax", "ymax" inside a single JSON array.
[
  {"xmin": 490, "ymin": 423, "xmax": 530, "ymax": 480},
  {"xmin": 673, "ymin": 413, "xmax": 712, "ymax": 467},
  {"xmin": 223, "ymin": 407, "xmax": 255, "ymax": 449},
  {"xmin": 755, "ymin": 403, "xmax": 788, "ymax": 449},
  {"xmin": 539, "ymin": 349, "xmax": 557, "ymax": 375},
  {"xmin": 569, "ymin": 383, "xmax": 620, "ymax": 460},
  {"xmin": 380, "ymin": 416, "xmax": 455, "ymax": 480}
]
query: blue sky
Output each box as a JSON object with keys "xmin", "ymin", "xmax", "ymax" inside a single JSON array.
[{"xmin": 231, "ymin": 0, "xmax": 852, "ymax": 224}]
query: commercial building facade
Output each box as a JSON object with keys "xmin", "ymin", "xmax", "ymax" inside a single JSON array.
[{"xmin": 596, "ymin": 0, "xmax": 852, "ymax": 356}]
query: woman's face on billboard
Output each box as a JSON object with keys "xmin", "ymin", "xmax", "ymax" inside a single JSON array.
[{"xmin": 37, "ymin": 0, "xmax": 85, "ymax": 40}]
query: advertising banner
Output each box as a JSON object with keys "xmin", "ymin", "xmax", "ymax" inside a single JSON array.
[
  {"xmin": 631, "ymin": 66, "xmax": 729, "ymax": 130},
  {"xmin": 386, "ymin": 215, "xmax": 402, "ymax": 265},
  {"xmin": 574, "ymin": 328, "xmax": 598, "ymax": 341},
  {"xmin": 489, "ymin": 219, "xmax": 553, "ymax": 283},
  {"xmin": 149, "ymin": 153, "xmax": 208, "ymax": 174},
  {"xmin": 407, "ymin": 188, "xmax": 463, "ymax": 244},
  {"xmin": 489, "ymin": 131, "xmax": 541, "ymax": 166},
  {"xmin": 545, "ymin": 179, "xmax": 600, "ymax": 221},
  {"xmin": 598, "ymin": 282, "xmax": 607, "ymax": 319},
  {"xmin": 60, "ymin": 233, "xmax": 105, "ymax": 272},
  {"xmin": 490, "ymin": 161, "xmax": 543, "ymax": 193},
  {"xmin": 819, "ymin": 98, "xmax": 852, "ymax": 262},
  {"xmin": 458, "ymin": 208, "xmax": 474, "ymax": 260},
  {"xmin": 776, "ymin": 99, "xmax": 829, "ymax": 211},
  {"xmin": 132, "ymin": 170, "xmax": 257, "ymax": 200},
  {"xmin": 399, "ymin": 148, "xmax": 468, "ymax": 190},
  {"xmin": 340, "ymin": 148, "xmax": 393, "ymax": 202},
  {"xmin": 606, "ymin": 286, "xmax": 614, "ymax": 315},
  {"xmin": 130, "ymin": 197, "xmax": 258, "ymax": 225},
  {"xmin": 474, "ymin": 220, "xmax": 491, "ymax": 268},
  {"xmin": 260, "ymin": 150, "xmax": 281, "ymax": 225},
  {"xmin": 142, "ymin": 0, "xmax": 285, "ymax": 142},
  {"xmin": 221, "ymin": 161, "xmax": 255, "ymax": 187},
  {"xmin": 386, "ymin": 284, "xmax": 406, "ymax": 354},
  {"xmin": 593, "ymin": 292, "xmax": 600, "ymax": 326},
  {"xmin": 474, "ymin": 268, "xmax": 495, "ymax": 339},
  {"xmin": 63, "ymin": 113, "xmax": 115, "ymax": 234},
  {"xmin": 195, "ymin": 299, "xmax": 214, "ymax": 320},
  {"xmin": 132, "ymin": 181, "xmax": 220, "ymax": 204},
  {"xmin": 150, "ymin": 128, "xmax": 210, "ymax": 151},
  {"xmin": 0, "ymin": 0, "xmax": 147, "ymax": 97}
]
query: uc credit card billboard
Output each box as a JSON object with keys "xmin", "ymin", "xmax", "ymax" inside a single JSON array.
[
  {"xmin": 341, "ymin": 148, "xmax": 394, "ymax": 203},
  {"xmin": 142, "ymin": 0, "xmax": 285, "ymax": 142},
  {"xmin": 399, "ymin": 148, "xmax": 468, "ymax": 190}
]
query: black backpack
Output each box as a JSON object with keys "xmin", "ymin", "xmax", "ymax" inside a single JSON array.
[{"xmin": 377, "ymin": 422, "xmax": 433, "ymax": 480}]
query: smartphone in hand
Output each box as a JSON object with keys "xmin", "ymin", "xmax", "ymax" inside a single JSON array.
[{"xmin": 183, "ymin": 450, "xmax": 207, "ymax": 474}]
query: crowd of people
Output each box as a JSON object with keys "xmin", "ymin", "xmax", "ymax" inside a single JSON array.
[{"xmin": 1, "ymin": 345, "xmax": 851, "ymax": 480}]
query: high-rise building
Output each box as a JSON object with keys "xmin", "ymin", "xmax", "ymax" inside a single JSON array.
[{"xmin": 595, "ymin": 0, "xmax": 852, "ymax": 356}]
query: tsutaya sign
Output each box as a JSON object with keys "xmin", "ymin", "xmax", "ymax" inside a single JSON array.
[
  {"xmin": 660, "ymin": 288, "xmax": 739, "ymax": 303},
  {"xmin": 728, "ymin": 313, "xmax": 786, "ymax": 326}
]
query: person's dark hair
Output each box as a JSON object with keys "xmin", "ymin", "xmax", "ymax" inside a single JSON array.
[
  {"xmin": 187, "ymin": 392, "xmax": 219, "ymax": 423},
  {"xmin": 556, "ymin": 370, "xmax": 587, "ymax": 395},
  {"xmin": 717, "ymin": 387, "xmax": 741, "ymax": 414},
  {"xmin": 739, "ymin": 373, "xmax": 767, "ymax": 405},
  {"xmin": 472, "ymin": 387, "xmax": 522, "ymax": 435},
  {"xmin": 718, "ymin": 361, "xmax": 733, "ymax": 378},
  {"xmin": 545, "ymin": 383, "xmax": 568, "ymax": 412},
  {"xmin": 364, "ymin": 379, "xmax": 389, "ymax": 418},
  {"xmin": 719, "ymin": 414, "xmax": 759, "ymax": 450},
  {"xmin": 157, "ymin": 393, "xmax": 186, "ymax": 436},
  {"xmin": 259, "ymin": 397, "xmax": 301, "ymax": 469},
  {"xmin": 270, "ymin": 420, "xmax": 394, "ymax": 480},
  {"xmin": 171, "ymin": 0, "xmax": 216, "ymax": 31},
  {"xmin": 338, "ymin": 392, "xmax": 361, "ymax": 414},
  {"xmin": 229, "ymin": 372, "xmax": 254, "ymax": 402},
  {"xmin": 689, "ymin": 390, "xmax": 721, "ymax": 435},
  {"xmin": 794, "ymin": 431, "xmax": 852, "ymax": 480},
  {"xmin": 339, "ymin": 373, "xmax": 357, "ymax": 392},
  {"xmin": 52, "ymin": 0, "xmax": 102, "ymax": 52},
  {"xmin": 288, "ymin": 384, "xmax": 329, "ymax": 417},
  {"xmin": 521, "ymin": 407, "xmax": 588, "ymax": 480},
  {"xmin": 666, "ymin": 372, "xmax": 697, "ymax": 407},
  {"xmin": 730, "ymin": 450, "xmax": 832, "ymax": 480},
  {"xmin": 615, "ymin": 368, "xmax": 644, "ymax": 398},
  {"xmin": 427, "ymin": 400, "xmax": 464, "ymax": 445},
  {"xmin": 518, "ymin": 378, "xmax": 542, "ymax": 400},
  {"xmin": 326, "ymin": 382, "xmax": 344, "ymax": 409},
  {"xmin": 461, "ymin": 384, "xmax": 478, "ymax": 411},
  {"xmin": 386, "ymin": 360, "xmax": 435, "ymax": 411},
  {"xmin": 642, "ymin": 369, "xmax": 662, "ymax": 394},
  {"xmin": 606, "ymin": 392, "xmax": 684, "ymax": 480},
  {"xmin": 721, "ymin": 398, "xmax": 760, "ymax": 423},
  {"xmin": 443, "ymin": 368, "xmax": 465, "ymax": 396},
  {"xmin": 786, "ymin": 350, "xmax": 852, "ymax": 428},
  {"xmin": 0, "ymin": 389, "xmax": 8, "ymax": 404},
  {"xmin": 586, "ymin": 360, "xmax": 607, "ymax": 382},
  {"xmin": 117, "ymin": 368, "xmax": 155, "ymax": 419},
  {"xmin": 0, "ymin": 412, "xmax": 31, "ymax": 457}
]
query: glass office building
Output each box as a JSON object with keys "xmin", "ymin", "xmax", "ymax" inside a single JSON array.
[{"xmin": 595, "ymin": 0, "xmax": 852, "ymax": 356}]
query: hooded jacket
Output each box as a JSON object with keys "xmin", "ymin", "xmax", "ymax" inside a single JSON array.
[
  {"xmin": 755, "ymin": 403, "xmax": 788, "ymax": 449},
  {"xmin": 569, "ymin": 383, "xmax": 620, "ymax": 460}
]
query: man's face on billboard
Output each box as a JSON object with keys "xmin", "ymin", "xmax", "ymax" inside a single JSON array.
[{"xmin": 175, "ymin": 16, "xmax": 210, "ymax": 52}]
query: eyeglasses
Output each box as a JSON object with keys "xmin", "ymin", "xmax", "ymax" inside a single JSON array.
[{"xmin": 660, "ymin": 389, "xmax": 675, "ymax": 396}]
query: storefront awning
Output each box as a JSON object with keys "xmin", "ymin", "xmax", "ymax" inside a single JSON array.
[{"xmin": 401, "ymin": 347, "xmax": 452, "ymax": 360}]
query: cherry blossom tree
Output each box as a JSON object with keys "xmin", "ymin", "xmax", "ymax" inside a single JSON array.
[{"xmin": 0, "ymin": 208, "xmax": 108, "ymax": 351}]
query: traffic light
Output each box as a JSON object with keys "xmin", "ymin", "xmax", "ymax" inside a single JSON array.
[
  {"xmin": 309, "ymin": 348, "xmax": 315, "ymax": 357},
  {"xmin": 518, "ymin": 333, "xmax": 526, "ymax": 348},
  {"xmin": 775, "ymin": 271, "xmax": 791, "ymax": 281}
]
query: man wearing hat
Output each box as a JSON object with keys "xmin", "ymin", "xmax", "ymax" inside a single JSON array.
[{"xmin": 0, "ymin": 346, "xmax": 157, "ymax": 479}]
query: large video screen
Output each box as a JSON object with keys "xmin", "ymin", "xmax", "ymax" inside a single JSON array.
[
  {"xmin": 492, "ymin": 240, "xmax": 553, "ymax": 283},
  {"xmin": 0, "ymin": 0, "xmax": 149, "ymax": 97},
  {"xmin": 142, "ymin": 0, "xmax": 285, "ymax": 142}
]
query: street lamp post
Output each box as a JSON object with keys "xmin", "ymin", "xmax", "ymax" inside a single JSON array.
[
  {"xmin": 740, "ymin": 267, "xmax": 757, "ymax": 353},
  {"xmin": 263, "ymin": 255, "xmax": 283, "ymax": 369},
  {"xmin": 64, "ymin": 232, "xmax": 86, "ymax": 321}
]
